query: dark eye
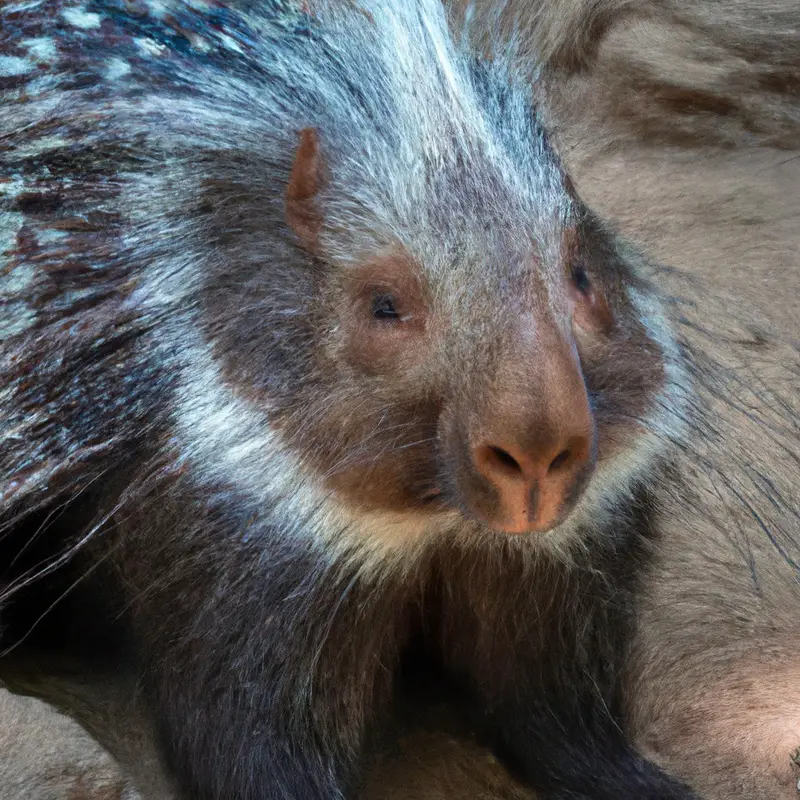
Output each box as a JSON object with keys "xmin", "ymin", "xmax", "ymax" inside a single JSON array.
[
  {"xmin": 372, "ymin": 293, "xmax": 399, "ymax": 320},
  {"xmin": 572, "ymin": 264, "xmax": 592, "ymax": 295}
]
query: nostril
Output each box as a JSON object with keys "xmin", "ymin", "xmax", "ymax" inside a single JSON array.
[
  {"xmin": 473, "ymin": 444, "xmax": 525, "ymax": 482},
  {"xmin": 489, "ymin": 446, "xmax": 522, "ymax": 474},
  {"xmin": 548, "ymin": 448, "xmax": 572, "ymax": 473}
]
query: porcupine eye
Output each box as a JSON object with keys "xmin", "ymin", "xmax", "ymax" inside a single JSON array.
[
  {"xmin": 372, "ymin": 294, "xmax": 400, "ymax": 321},
  {"xmin": 572, "ymin": 264, "xmax": 592, "ymax": 295}
]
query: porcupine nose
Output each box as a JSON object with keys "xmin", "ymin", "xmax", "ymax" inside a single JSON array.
[
  {"xmin": 467, "ymin": 317, "xmax": 596, "ymax": 534},
  {"xmin": 472, "ymin": 424, "xmax": 593, "ymax": 534}
]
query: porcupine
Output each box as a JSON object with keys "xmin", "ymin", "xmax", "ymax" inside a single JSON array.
[{"xmin": 0, "ymin": 1, "xmax": 697, "ymax": 798}]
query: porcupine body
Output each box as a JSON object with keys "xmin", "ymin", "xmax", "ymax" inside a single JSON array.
[{"xmin": 1, "ymin": 2, "xmax": 696, "ymax": 799}]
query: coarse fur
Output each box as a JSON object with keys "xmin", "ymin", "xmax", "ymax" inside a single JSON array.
[
  {"xmin": 1, "ymin": 1, "xmax": 698, "ymax": 799},
  {"xmin": 368, "ymin": 23, "xmax": 800, "ymax": 799}
]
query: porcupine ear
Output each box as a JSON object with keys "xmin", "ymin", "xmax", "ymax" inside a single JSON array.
[{"xmin": 285, "ymin": 127, "xmax": 326, "ymax": 253}]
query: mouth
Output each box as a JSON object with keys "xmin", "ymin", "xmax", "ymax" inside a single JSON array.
[
  {"xmin": 414, "ymin": 470, "xmax": 590, "ymax": 535},
  {"xmin": 457, "ymin": 463, "xmax": 596, "ymax": 535},
  {"xmin": 415, "ymin": 486, "xmax": 552, "ymax": 534}
]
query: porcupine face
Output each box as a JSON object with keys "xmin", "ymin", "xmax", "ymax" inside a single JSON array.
[{"xmin": 0, "ymin": 1, "xmax": 683, "ymax": 553}]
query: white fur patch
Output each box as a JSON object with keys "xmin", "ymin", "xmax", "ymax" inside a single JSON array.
[
  {"xmin": 105, "ymin": 58, "xmax": 132, "ymax": 81},
  {"xmin": 5, "ymin": 0, "xmax": 45, "ymax": 10},
  {"xmin": 36, "ymin": 228, "xmax": 70, "ymax": 245},
  {"xmin": 628, "ymin": 285, "xmax": 690, "ymax": 446},
  {"xmin": 144, "ymin": 0, "xmax": 170, "ymax": 19},
  {"xmin": 62, "ymin": 7, "xmax": 102, "ymax": 30},
  {"xmin": 170, "ymin": 330, "xmax": 449, "ymax": 574},
  {"xmin": 22, "ymin": 38, "xmax": 58, "ymax": 63},
  {"xmin": 0, "ymin": 211, "xmax": 24, "ymax": 256},
  {"xmin": 135, "ymin": 38, "xmax": 168, "ymax": 58},
  {"xmin": 0, "ymin": 56, "xmax": 33, "ymax": 77}
]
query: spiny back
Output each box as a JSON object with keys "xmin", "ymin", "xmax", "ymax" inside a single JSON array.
[{"xmin": 1, "ymin": 0, "xmax": 561, "ymax": 246}]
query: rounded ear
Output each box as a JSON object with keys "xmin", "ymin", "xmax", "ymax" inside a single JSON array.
[{"xmin": 285, "ymin": 127, "xmax": 326, "ymax": 253}]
